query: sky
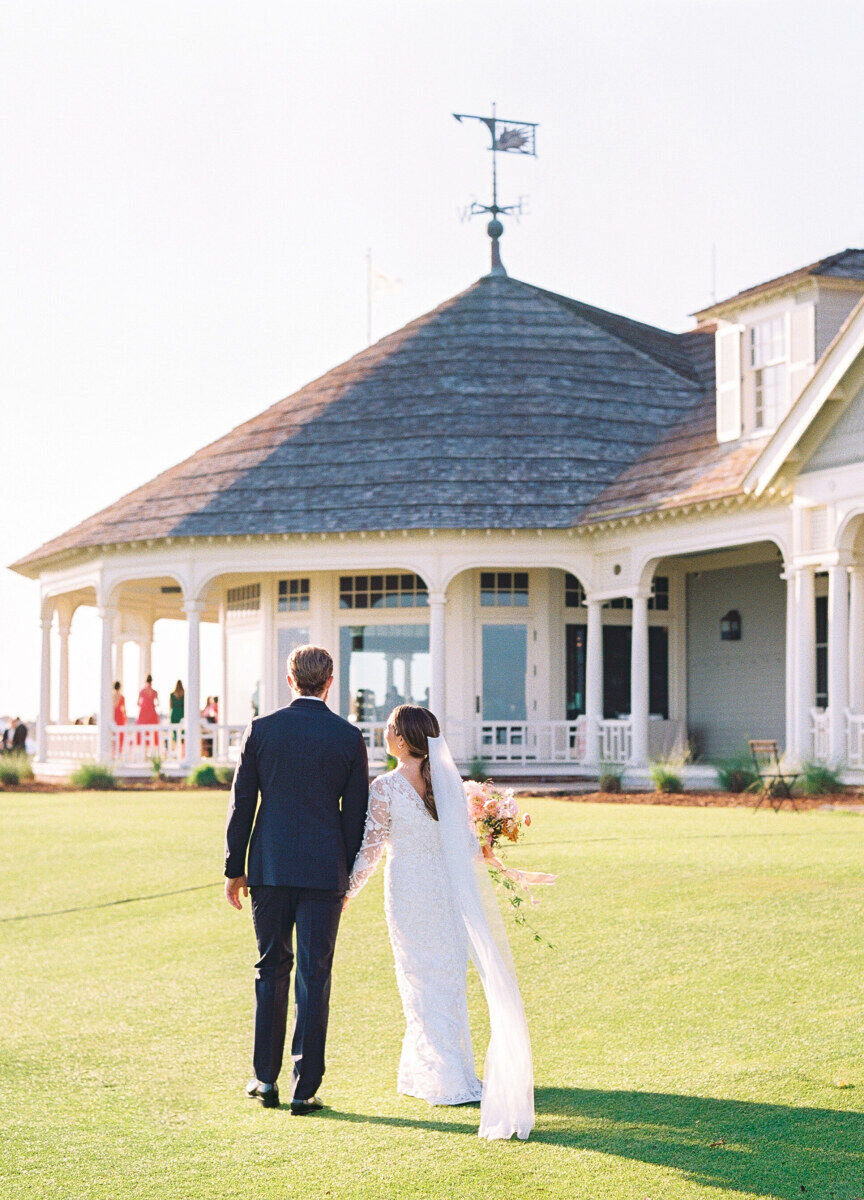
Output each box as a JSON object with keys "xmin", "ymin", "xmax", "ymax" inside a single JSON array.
[{"xmin": 2, "ymin": 0, "xmax": 863, "ymax": 719}]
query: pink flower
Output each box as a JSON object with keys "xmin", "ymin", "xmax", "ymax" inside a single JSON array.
[{"xmin": 523, "ymin": 813, "xmax": 531, "ymax": 827}]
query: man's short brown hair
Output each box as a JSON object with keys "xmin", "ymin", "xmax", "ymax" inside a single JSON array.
[{"xmin": 288, "ymin": 645, "xmax": 334, "ymax": 695}]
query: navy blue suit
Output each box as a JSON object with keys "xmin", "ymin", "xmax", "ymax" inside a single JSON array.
[{"xmin": 224, "ymin": 697, "xmax": 369, "ymax": 1097}]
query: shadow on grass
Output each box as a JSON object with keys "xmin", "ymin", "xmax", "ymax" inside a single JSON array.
[{"xmin": 320, "ymin": 1087, "xmax": 864, "ymax": 1197}]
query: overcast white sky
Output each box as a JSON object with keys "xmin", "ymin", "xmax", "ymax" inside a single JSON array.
[{"xmin": 2, "ymin": 0, "xmax": 863, "ymax": 718}]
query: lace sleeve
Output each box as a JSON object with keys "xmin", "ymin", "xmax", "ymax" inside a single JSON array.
[{"xmin": 346, "ymin": 777, "xmax": 391, "ymax": 898}]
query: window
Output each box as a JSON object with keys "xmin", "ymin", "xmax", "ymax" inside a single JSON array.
[
  {"xmin": 564, "ymin": 574, "xmax": 586, "ymax": 608},
  {"xmin": 480, "ymin": 571, "xmax": 529, "ymax": 607},
  {"xmin": 339, "ymin": 624, "xmax": 430, "ymax": 720},
  {"xmin": 278, "ymin": 578, "xmax": 309, "ymax": 612},
  {"xmin": 749, "ymin": 316, "xmax": 787, "ymax": 430},
  {"xmin": 815, "ymin": 594, "xmax": 828, "ymax": 708},
  {"xmin": 226, "ymin": 583, "xmax": 260, "ymax": 617},
  {"xmin": 649, "ymin": 576, "xmax": 669, "ymax": 611},
  {"xmin": 339, "ymin": 573, "xmax": 428, "ymax": 610}
]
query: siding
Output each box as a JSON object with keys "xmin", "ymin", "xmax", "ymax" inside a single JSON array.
[
  {"xmin": 686, "ymin": 562, "xmax": 786, "ymax": 758},
  {"xmin": 801, "ymin": 381, "xmax": 864, "ymax": 474},
  {"xmin": 815, "ymin": 289, "xmax": 861, "ymax": 359}
]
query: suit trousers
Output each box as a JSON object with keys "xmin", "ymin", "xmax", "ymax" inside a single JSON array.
[{"xmin": 249, "ymin": 885, "xmax": 343, "ymax": 1099}]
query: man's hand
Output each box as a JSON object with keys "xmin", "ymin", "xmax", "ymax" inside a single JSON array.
[
  {"xmin": 225, "ymin": 875, "xmax": 248, "ymax": 910},
  {"xmin": 341, "ymin": 895, "xmax": 350, "ymax": 912}
]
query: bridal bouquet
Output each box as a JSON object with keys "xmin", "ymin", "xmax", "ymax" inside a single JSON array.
[{"xmin": 464, "ymin": 780, "xmax": 556, "ymax": 946}]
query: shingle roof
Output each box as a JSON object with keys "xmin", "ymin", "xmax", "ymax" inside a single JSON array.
[
  {"xmin": 694, "ymin": 248, "xmax": 864, "ymax": 317},
  {"xmin": 12, "ymin": 273, "xmax": 717, "ymax": 573}
]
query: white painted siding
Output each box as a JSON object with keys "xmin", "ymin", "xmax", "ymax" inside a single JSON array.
[
  {"xmin": 815, "ymin": 288, "xmax": 861, "ymax": 360},
  {"xmin": 686, "ymin": 562, "xmax": 786, "ymax": 757},
  {"xmin": 801, "ymin": 381, "xmax": 864, "ymax": 474}
]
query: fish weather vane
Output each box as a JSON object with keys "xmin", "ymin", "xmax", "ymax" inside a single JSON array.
[{"xmin": 453, "ymin": 104, "xmax": 538, "ymax": 275}]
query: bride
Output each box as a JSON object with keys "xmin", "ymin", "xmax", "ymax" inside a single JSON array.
[{"xmin": 344, "ymin": 705, "xmax": 534, "ymax": 1141}]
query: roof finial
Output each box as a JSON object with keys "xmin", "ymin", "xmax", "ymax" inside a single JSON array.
[{"xmin": 453, "ymin": 104, "xmax": 538, "ymax": 277}]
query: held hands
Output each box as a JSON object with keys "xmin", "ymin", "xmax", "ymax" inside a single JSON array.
[{"xmin": 225, "ymin": 875, "xmax": 248, "ymax": 910}]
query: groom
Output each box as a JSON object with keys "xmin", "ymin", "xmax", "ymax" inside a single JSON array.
[{"xmin": 224, "ymin": 644, "xmax": 369, "ymax": 1113}]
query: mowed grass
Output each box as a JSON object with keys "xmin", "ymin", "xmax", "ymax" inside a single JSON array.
[{"xmin": 0, "ymin": 793, "xmax": 862, "ymax": 1200}]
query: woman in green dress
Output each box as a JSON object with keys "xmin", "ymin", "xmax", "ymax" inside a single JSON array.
[{"xmin": 170, "ymin": 681, "xmax": 185, "ymax": 753}]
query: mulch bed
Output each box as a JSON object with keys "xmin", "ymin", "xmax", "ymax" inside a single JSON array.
[{"xmin": 530, "ymin": 790, "xmax": 856, "ymax": 810}]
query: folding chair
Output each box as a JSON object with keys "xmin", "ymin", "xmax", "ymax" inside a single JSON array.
[{"xmin": 747, "ymin": 740, "xmax": 800, "ymax": 812}]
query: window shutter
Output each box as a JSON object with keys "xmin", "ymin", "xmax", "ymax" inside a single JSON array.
[
  {"xmin": 715, "ymin": 324, "xmax": 742, "ymax": 442},
  {"xmin": 788, "ymin": 304, "xmax": 815, "ymax": 404}
]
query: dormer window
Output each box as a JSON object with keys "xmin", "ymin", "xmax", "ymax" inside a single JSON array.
[{"xmin": 749, "ymin": 317, "xmax": 787, "ymax": 429}]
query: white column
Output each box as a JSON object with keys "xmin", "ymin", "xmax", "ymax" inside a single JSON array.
[
  {"xmin": 794, "ymin": 566, "xmax": 816, "ymax": 762},
  {"xmin": 57, "ymin": 609, "xmax": 72, "ymax": 725},
  {"xmin": 140, "ymin": 631, "xmax": 153, "ymax": 683},
  {"xmin": 584, "ymin": 597, "xmax": 603, "ymax": 766},
  {"xmin": 260, "ymin": 577, "xmax": 276, "ymax": 716},
  {"xmin": 630, "ymin": 591, "xmax": 650, "ymax": 766},
  {"xmin": 97, "ymin": 606, "xmax": 116, "ymax": 763},
  {"xmin": 184, "ymin": 599, "xmax": 202, "ymax": 769},
  {"xmin": 429, "ymin": 591, "xmax": 446, "ymax": 726},
  {"xmin": 782, "ymin": 569, "xmax": 797, "ymax": 759},
  {"xmin": 218, "ymin": 591, "xmax": 229, "ymax": 758},
  {"xmin": 36, "ymin": 606, "xmax": 53, "ymax": 761},
  {"xmin": 112, "ymin": 640, "xmax": 122, "ymax": 685},
  {"xmin": 827, "ymin": 562, "xmax": 850, "ymax": 764},
  {"xmin": 849, "ymin": 564, "xmax": 864, "ymax": 714}
]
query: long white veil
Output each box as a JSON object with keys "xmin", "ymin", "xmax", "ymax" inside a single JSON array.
[{"xmin": 427, "ymin": 734, "xmax": 534, "ymax": 1141}]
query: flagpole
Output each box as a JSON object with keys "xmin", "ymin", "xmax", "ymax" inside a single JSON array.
[{"xmin": 366, "ymin": 247, "xmax": 372, "ymax": 346}]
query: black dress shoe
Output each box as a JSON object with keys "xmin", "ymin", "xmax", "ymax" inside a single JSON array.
[
  {"xmin": 290, "ymin": 1095, "xmax": 325, "ymax": 1116},
  {"xmin": 245, "ymin": 1079, "xmax": 280, "ymax": 1108}
]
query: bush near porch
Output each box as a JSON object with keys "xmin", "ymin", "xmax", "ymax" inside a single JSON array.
[{"xmin": 1, "ymin": 791, "xmax": 861, "ymax": 1199}]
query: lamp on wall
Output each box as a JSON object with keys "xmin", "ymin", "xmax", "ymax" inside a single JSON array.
[{"xmin": 720, "ymin": 609, "xmax": 742, "ymax": 641}]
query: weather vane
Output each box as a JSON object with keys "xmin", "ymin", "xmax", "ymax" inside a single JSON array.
[{"xmin": 453, "ymin": 103, "xmax": 538, "ymax": 275}]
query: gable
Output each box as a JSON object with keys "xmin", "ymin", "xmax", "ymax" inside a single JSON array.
[{"xmin": 800, "ymin": 379, "xmax": 864, "ymax": 474}]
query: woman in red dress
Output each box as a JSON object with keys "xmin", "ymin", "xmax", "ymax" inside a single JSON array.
[
  {"xmin": 113, "ymin": 681, "xmax": 127, "ymax": 753},
  {"xmin": 137, "ymin": 674, "xmax": 160, "ymax": 754}
]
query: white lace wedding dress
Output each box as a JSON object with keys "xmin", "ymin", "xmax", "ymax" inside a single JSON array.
[{"xmin": 346, "ymin": 769, "xmax": 484, "ymax": 1106}]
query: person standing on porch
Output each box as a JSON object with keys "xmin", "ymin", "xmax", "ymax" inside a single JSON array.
[
  {"xmin": 137, "ymin": 674, "xmax": 160, "ymax": 754},
  {"xmin": 170, "ymin": 681, "xmax": 185, "ymax": 757},
  {"xmin": 113, "ymin": 681, "xmax": 126, "ymax": 753}
]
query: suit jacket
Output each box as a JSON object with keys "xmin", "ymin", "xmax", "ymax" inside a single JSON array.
[
  {"xmin": 224, "ymin": 698, "xmax": 370, "ymax": 891},
  {"xmin": 9, "ymin": 724, "xmax": 27, "ymax": 752}
]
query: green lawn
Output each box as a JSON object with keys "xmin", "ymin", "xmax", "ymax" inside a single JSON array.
[{"xmin": 1, "ymin": 792, "xmax": 862, "ymax": 1199}]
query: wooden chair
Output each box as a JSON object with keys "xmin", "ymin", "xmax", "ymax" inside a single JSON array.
[{"xmin": 747, "ymin": 740, "xmax": 800, "ymax": 811}]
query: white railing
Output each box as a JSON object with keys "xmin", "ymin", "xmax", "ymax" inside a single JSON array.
[
  {"xmin": 474, "ymin": 719, "xmax": 587, "ymax": 765},
  {"xmin": 600, "ymin": 719, "xmax": 631, "ymax": 764},
  {"xmin": 45, "ymin": 725, "xmax": 98, "ymax": 761},
  {"xmin": 111, "ymin": 722, "xmax": 186, "ymax": 766},
  {"xmin": 354, "ymin": 721, "xmax": 389, "ymax": 765},
  {"xmin": 846, "ymin": 711, "xmax": 864, "ymax": 769},
  {"xmin": 811, "ymin": 707, "xmax": 830, "ymax": 762}
]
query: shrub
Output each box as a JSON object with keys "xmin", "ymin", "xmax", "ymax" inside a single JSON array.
[
  {"xmin": 215, "ymin": 766, "xmax": 235, "ymax": 786},
  {"xmin": 185, "ymin": 763, "xmax": 220, "ymax": 789},
  {"xmin": 796, "ymin": 761, "xmax": 843, "ymax": 796},
  {"xmin": 70, "ymin": 762, "xmax": 117, "ymax": 790},
  {"xmin": 597, "ymin": 764, "xmax": 623, "ymax": 793},
  {"xmin": 0, "ymin": 753, "xmax": 33, "ymax": 786},
  {"xmin": 650, "ymin": 762, "xmax": 683, "ymax": 793},
  {"xmin": 149, "ymin": 755, "xmax": 166, "ymax": 783},
  {"xmin": 467, "ymin": 755, "xmax": 489, "ymax": 783},
  {"xmin": 716, "ymin": 751, "xmax": 759, "ymax": 794}
]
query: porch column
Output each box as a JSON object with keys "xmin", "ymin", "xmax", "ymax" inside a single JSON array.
[
  {"xmin": 184, "ymin": 599, "xmax": 202, "ymax": 769},
  {"xmin": 139, "ymin": 631, "xmax": 153, "ymax": 683},
  {"xmin": 97, "ymin": 606, "xmax": 117, "ymax": 763},
  {"xmin": 782, "ymin": 569, "xmax": 796, "ymax": 758},
  {"xmin": 57, "ymin": 608, "xmax": 72, "ymax": 725},
  {"xmin": 629, "ymin": 590, "xmax": 650, "ymax": 766},
  {"xmin": 849, "ymin": 564, "xmax": 864, "ymax": 714},
  {"xmin": 793, "ymin": 566, "xmax": 816, "ymax": 762},
  {"xmin": 827, "ymin": 562, "xmax": 850, "ymax": 764},
  {"xmin": 584, "ymin": 597, "xmax": 603, "ymax": 766},
  {"xmin": 112, "ymin": 640, "xmax": 122, "ymax": 685},
  {"xmin": 36, "ymin": 606, "xmax": 53, "ymax": 762},
  {"xmin": 428, "ymin": 591, "xmax": 446, "ymax": 726}
]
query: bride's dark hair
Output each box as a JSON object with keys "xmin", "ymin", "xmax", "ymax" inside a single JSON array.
[{"xmin": 390, "ymin": 705, "xmax": 441, "ymax": 821}]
